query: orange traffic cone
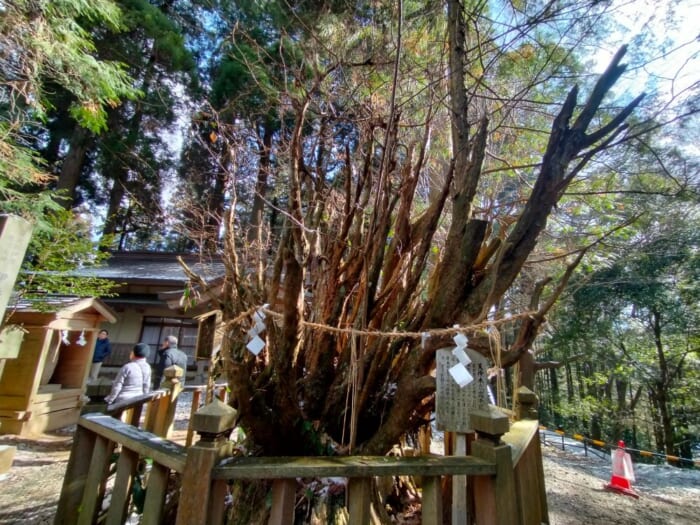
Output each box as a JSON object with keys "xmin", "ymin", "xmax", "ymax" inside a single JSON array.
[{"xmin": 604, "ymin": 441, "xmax": 639, "ymax": 498}]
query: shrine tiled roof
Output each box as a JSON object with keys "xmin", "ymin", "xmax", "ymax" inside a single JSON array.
[{"xmin": 75, "ymin": 251, "xmax": 226, "ymax": 286}]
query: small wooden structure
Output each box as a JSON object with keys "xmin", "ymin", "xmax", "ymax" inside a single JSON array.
[{"xmin": 0, "ymin": 297, "xmax": 117, "ymax": 436}]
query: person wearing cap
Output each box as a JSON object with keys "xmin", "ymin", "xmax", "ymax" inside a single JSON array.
[{"xmin": 104, "ymin": 343, "xmax": 152, "ymax": 405}]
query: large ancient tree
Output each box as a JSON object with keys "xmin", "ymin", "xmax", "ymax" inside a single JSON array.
[{"xmin": 186, "ymin": 0, "xmax": 650, "ymax": 457}]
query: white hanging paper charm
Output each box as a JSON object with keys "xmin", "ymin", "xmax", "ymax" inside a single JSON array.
[
  {"xmin": 61, "ymin": 330, "xmax": 70, "ymax": 345},
  {"xmin": 453, "ymin": 332, "xmax": 468, "ymax": 348},
  {"xmin": 76, "ymin": 330, "xmax": 87, "ymax": 346},
  {"xmin": 452, "ymin": 346, "xmax": 471, "ymax": 366},
  {"xmin": 449, "ymin": 363, "xmax": 474, "ymax": 388},
  {"xmin": 246, "ymin": 335, "xmax": 266, "ymax": 356}
]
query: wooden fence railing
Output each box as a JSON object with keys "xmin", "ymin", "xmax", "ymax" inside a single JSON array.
[{"xmin": 55, "ymin": 390, "xmax": 549, "ymax": 525}]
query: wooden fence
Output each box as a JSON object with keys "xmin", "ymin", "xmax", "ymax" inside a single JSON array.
[{"xmin": 55, "ymin": 389, "xmax": 548, "ymax": 525}]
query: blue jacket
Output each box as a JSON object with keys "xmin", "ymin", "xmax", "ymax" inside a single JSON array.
[{"xmin": 92, "ymin": 338, "xmax": 112, "ymax": 363}]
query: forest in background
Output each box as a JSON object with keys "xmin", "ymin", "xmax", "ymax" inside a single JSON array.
[{"xmin": 1, "ymin": 0, "xmax": 699, "ymax": 482}]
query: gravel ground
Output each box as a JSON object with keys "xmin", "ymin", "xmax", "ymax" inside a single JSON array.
[{"xmin": 0, "ymin": 395, "xmax": 698, "ymax": 524}]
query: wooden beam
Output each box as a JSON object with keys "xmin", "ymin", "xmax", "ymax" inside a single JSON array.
[
  {"xmin": 213, "ymin": 454, "xmax": 495, "ymax": 480},
  {"xmin": 77, "ymin": 435, "xmax": 112, "ymax": 525},
  {"xmin": 268, "ymin": 479, "xmax": 296, "ymax": 525},
  {"xmin": 106, "ymin": 448, "xmax": 138, "ymax": 525},
  {"xmin": 141, "ymin": 463, "xmax": 169, "ymax": 525},
  {"xmin": 55, "ymin": 425, "xmax": 96, "ymax": 524},
  {"xmin": 421, "ymin": 476, "xmax": 443, "ymax": 525},
  {"xmin": 79, "ymin": 414, "xmax": 187, "ymax": 472},
  {"xmin": 348, "ymin": 478, "xmax": 371, "ymax": 524}
]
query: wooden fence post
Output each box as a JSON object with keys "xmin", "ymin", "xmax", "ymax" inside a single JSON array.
[
  {"xmin": 175, "ymin": 398, "xmax": 237, "ymax": 525},
  {"xmin": 54, "ymin": 424, "xmax": 97, "ymax": 525},
  {"xmin": 145, "ymin": 366, "xmax": 184, "ymax": 437},
  {"xmin": 471, "ymin": 407, "xmax": 518, "ymax": 525},
  {"xmin": 185, "ymin": 387, "xmax": 203, "ymax": 447},
  {"xmin": 515, "ymin": 387, "xmax": 539, "ymax": 421}
]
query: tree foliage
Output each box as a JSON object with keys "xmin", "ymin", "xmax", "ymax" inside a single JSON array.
[
  {"xmin": 0, "ymin": 0, "xmax": 140, "ymax": 307},
  {"xmin": 541, "ymin": 205, "xmax": 700, "ymax": 460},
  {"xmin": 0, "ymin": 0, "xmax": 138, "ymax": 222}
]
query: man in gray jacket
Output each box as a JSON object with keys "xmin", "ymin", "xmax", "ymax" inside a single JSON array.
[{"xmin": 153, "ymin": 335, "xmax": 188, "ymax": 389}]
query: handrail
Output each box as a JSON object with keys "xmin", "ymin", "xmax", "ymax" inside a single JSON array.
[
  {"xmin": 81, "ymin": 413, "xmax": 188, "ymax": 472},
  {"xmin": 502, "ymin": 419, "xmax": 539, "ymax": 465},
  {"xmin": 105, "ymin": 390, "xmax": 166, "ymax": 416},
  {"xmin": 213, "ymin": 454, "xmax": 496, "ymax": 479}
]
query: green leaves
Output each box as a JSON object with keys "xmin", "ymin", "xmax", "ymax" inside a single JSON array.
[
  {"xmin": 1, "ymin": 0, "xmax": 140, "ymax": 223},
  {"xmin": 12, "ymin": 209, "xmax": 117, "ymax": 307}
]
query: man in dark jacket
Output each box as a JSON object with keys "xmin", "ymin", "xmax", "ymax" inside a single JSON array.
[
  {"xmin": 153, "ymin": 335, "xmax": 188, "ymax": 389},
  {"xmin": 89, "ymin": 329, "xmax": 111, "ymax": 382}
]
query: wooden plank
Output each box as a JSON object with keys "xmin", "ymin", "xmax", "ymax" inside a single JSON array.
[
  {"xmin": 33, "ymin": 388, "xmax": 83, "ymax": 403},
  {"xmin": 108, "ymin": 392, "xmax": 162, "ymax": 416},
  {"xmin": 268, "ymin": 479, "xmax": 296, "ymax": 525},
  {"xmin": 0, "ymin": 395, "xmax": 29, "ymax": 411},
  {"xmin": 29, "ymin": 395, "xmax": 82, "ymax": 416},
  {"xmin": 502, "ymin": 420, "xmax": 538, "ymax": 465},
  {"xmin": 0, "ymin": 410, "xmax": 28, "ymax": 419},
  {"xmin": 106, "ymin": 448, "xmax": 138, "ymax": 525},
  {"xmin": 186, "ymin": 389, "xmax": 202, "ymax": 447},
  {"xmin": 77, "ymin": 435, "xmax": 112, "ymax": 525},
  {"xmin": 214, "ymin": 455, "xmax": 495, "ymax": 480},
  {"xmin": 0, "ymin": 327, "xmax": 45, "ymax": 397},
  {"xmin": 208, "ymin": 479, "xmax": 229, "ymax": 525},
  {"xmin": 348, "ymin": 478, "xmax": 371, "ymax": 524},
  {"xmin": 533, "ymin": 432, "xmax": 549, "ymax": 524},
  {"xmin": 48, "ymin": 317, "xmax": 102, "ymax": 331},
  {"xmin": 451, "ymin": 433, "xmax": 468, "ymax": 525},
  {"xmin": 79, "ymin": 414, "xmax": 187, "ymax": 472},
  {"xmin": 514, "ymin": 445, "xmax": 538, "ymax": 525},
  {"xmin": 51, "ymin": 342, "xmax": 91, "ymax": 388},
  {"xmin": 175, "ymin": 444, "xmax": 221, "ymax": 525},
  {"xmin": 141, "ymin": 463, "xmax": 169, "ymax": 525},
  {"xmin": 421, "ymin": 476, "xmax": 443, "ymax": 525},
  {"xmin": 472, "ymin": 441, "xmax": 518, "ymax": 525},
  {"xmin": 22, "ymin": 407, "xmax": 81, "ymax": 436},
  {"xmin": 55, "ymin": 425, "xmax": 97, "ymax": 524}
]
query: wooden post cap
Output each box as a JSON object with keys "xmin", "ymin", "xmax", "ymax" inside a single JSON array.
[
  {"xmin": 192, "ymin": 398, "xmax": 238, "ymax": 437},
  {"xmin": 516, "ymin": 386, "xmax": 538, "ymax": 404},
  {"xmin": 471, "ymin": 405, "xmax": 510, "ymax": 442},
  {"xmin": 164, "ymin": 365, "xmax": 184, "ymax": 379}
]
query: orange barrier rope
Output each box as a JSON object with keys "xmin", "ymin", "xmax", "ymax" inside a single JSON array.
[{"xmin": 538, "ymin": 424, "xmax": 700, "ymax": 468}]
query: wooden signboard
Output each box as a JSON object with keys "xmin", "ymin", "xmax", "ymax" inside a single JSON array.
[
  {"xmin": 436, "ymin": 346, "xmax": 491, "ymax": 524},
  {"xmin": 0, "ymin": 215, "xmax": 33, "ymax": 324},
  {"xmin": 436, "ymin": 347, "xmax": 490, "ymax": 433},
  {"xmin": 195, "ymin": 310, "xmax": 222, "ymax": 360}
]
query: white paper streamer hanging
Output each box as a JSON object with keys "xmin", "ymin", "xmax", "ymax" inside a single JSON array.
[
  {"xmin": 245, "ymin": 304, "xmax": 269, "ymax": 355},
  {"xmin": 449, "ymin": 363, "xmax": 474, "ymax": 388},
  {"xmin": 453, "ymin": 332, "xmax": 468, "ymax": 348},
  {"xmin": 246, "ymin": 335, "xmax": 266, "ymax": 356},
  {"xmin": 452, "ymin": 346, "xmax": 471, "ymax": 366}
]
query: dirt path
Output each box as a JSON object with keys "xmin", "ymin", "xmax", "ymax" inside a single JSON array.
[
  {"xmin": 543, "ymin": 447, "xmax": 698, "ymax": 525},
  {"xmin": 0, "ymin": 431, "xmax": 697, "ymax": 524}
]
